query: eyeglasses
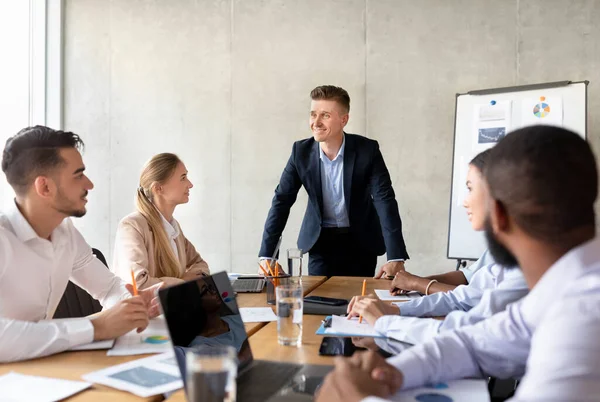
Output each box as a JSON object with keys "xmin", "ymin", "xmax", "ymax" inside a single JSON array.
[{"xmin": 198, "ymin": 281, "xmax": 218, "ymax": 298}]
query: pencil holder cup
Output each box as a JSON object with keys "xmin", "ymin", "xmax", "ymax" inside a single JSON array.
[{"xmin": 265, "ymin": 274, "xmax": 292, "ymax": 305}]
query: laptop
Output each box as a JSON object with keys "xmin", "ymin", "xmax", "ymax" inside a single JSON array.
[
  {"xmin": 231, "ymin": 276, "xmax": 266, "ymax": 293},
  {"xmin": 158, "ymin": 271, "xmax": 332, "ymax": 402}
]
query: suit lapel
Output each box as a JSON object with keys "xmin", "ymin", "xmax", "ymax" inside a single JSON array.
[
  {"xmin": 309, "ymin": 140, "xmax": 324, "ymax": 216},
  {"xmin": 343, "ymin": 134, "xmax": 355, "ymax": 214}
]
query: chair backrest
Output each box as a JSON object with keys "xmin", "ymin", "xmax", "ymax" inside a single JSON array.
[{"xmin": 52, "ymin": 248, "xmax": 106, "ymax": 319}]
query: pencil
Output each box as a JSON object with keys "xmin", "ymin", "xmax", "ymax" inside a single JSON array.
[
  {"xmin": 359, "ymin": 279, "xmax": 367, "ymax": 323},
  {"xmin": 265, "ymin": 260, "xmax": 276, "ymax": 277},
  {"xmin": 130, "ymin": 268, "xmax": 139, "ymax": 296},
  {"xmin": 257, "ymin": 262, "xmax": 275, "ymax": 286}
]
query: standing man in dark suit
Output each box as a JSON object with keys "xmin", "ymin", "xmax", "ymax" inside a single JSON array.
[{"xmin": 258, "ymin": 85, "xmax": 409, "ymax": 277}]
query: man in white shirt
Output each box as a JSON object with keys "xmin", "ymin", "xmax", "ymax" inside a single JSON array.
[
  {"xmin": 316, "ymin": 125, "xmax": 600, "ymax": 402},
  {"xmin": 0, "ymin": 126, "xmax": 160, "ymax": 363}
]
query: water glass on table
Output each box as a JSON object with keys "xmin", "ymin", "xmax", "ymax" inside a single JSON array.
[
  {"xmin": 286, "ymin": 248, "xmax": 303, "ymax": 277},
  {"xmin": 186, "ymin": 345, "xmax": 238, "ymax": 402},
  {"xmin": 265, "ymin": 273, "xmax": 292, "ymax": 305},
  {"xmin": 276, "ymin": 280, "xmax": 303, "ymax": 347}
]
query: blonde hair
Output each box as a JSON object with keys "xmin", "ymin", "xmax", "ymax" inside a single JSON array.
[{"xmin": 136, "ymin": 153, "xmax": 182, "ymax": 278}]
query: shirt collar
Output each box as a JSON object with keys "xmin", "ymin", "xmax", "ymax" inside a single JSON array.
[
  {"xmin": 158, "ymin": 211, "xmax": 180, "ymax": 240},
  {"xmin": 523, "ymin": 236, "xmax": 600, "ymax": 314},
  {"xmin": 6, "ymin": 199, "xmax": 44, "ymax": 243},
  {"xmin": 318, "ymin": 134, "xmax": 346, "ymax": 163}
]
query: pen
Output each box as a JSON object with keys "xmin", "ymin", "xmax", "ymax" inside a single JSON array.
[{"xmin": 359, "ymin": 279, "xmax": 366, "ymax": 323}]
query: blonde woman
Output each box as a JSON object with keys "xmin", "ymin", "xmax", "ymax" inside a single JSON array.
[{"xmin": 113, "ymin": 153, "xmax": 209, "ymax": 289}]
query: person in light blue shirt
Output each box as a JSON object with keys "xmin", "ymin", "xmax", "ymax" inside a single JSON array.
[{"xmin": 347, "ymin": 148, "xmax": 528, "ymax": 345}]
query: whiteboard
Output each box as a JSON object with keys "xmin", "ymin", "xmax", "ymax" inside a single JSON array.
[{"xmin": 447, "ymin": 81, "xmax": 588, "ymax": 260}]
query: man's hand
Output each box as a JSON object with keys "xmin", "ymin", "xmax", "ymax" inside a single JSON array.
[
  {"xmin": 90, "ymin": 297, "xmax": 149, "ymax": 341},
  {"xmin": 347, "ymin": 298, "xmax": 400, "ymax": 324},
  {"xmin": 257, "ymin": 259, "xmax": 284, "ymax": 276},
  {"xmin": 374, "ymin": 260, "xmax": 405, "ymax": 279},
  {"xmin": 315, "ymin": 352, "xmax": 403, "ymax": 402},
  {"xmin": 390, "ymin": 270, "xmax": 422, "ymax": 295},
  {"xmin": 126, "ymin": 282, "xmax": 163, "ymax": 318}
]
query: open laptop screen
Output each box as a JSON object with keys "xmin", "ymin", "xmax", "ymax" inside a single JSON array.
[{"xmin": 158, "ymin": 272, "xmax": 254, "ymax": 375}]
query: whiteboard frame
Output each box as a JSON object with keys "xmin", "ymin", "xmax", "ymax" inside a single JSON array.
[{"xmin": 446, "ymin": 80, "xmax": 589, "ymax": 261}]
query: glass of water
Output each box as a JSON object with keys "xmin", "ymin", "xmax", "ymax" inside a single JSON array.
[
  {"xmin": 276, "ymin": 280, "xmax": 303, "ymax": 347},
  {"xmin": 287, "ymin": 248, "xmax": 303, "ymax": 277},
  {"xmin": 186, "ymin": 345, "xmax": 238, "ymax": 402}
]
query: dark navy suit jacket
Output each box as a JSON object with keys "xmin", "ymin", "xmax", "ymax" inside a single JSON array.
[{"xmin": 258, "ymin": 133, "xmax": 409, "ymax": 260}]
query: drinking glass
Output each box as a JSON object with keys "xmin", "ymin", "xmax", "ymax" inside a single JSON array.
[
  {"xmin": 286, "ymin": 248, "xmax": 303, "ymax": 277},
  {"xmin": 276, "ymin": 281, "xmax": 303, "ymax": 347},
  {"xmin": 186, "ymin": 345, "xmax": 238, "ymax": 402}
]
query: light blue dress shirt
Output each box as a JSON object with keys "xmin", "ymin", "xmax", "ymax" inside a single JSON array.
[
  {"xmin": 374, "ymin": 262, "xmax": 528, "ymax": 344},
  {"xmin": 458, "ymin": 249, "xmax": 495, "ymax": 283},
  {"xmin": 319, "ymin": 136, "xmax": 349, "ymax": 228}
]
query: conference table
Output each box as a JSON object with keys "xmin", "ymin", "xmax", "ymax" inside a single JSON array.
[{"xmin": 0, "ymin": 276, "xmax": 394, "ymax": 401}]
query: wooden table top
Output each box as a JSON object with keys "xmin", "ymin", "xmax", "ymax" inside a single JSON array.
[
  {"xmin": 0, "ymin": 276, "xmax": 328, "ymax": 402},
  {"xmin": 0, "ymin": 351, "xmax": 162, "ymax": 402}
]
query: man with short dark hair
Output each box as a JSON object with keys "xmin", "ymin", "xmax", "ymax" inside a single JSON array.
[
  {"xmin": 259, "ymin": 85, "xmax": 409, "ymax": 277},
  {"xmin": 0, "ymin": 125, "xmax": 160, "ymax": 363},
  {"xmin": 316, "ymin": 125, "xmax": 600, "ymax": 401}
]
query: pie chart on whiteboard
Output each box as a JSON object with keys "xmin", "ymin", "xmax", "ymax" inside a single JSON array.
[{"xmin": 533, "ymin": 102, "xmax": 551, "ymax": 118}]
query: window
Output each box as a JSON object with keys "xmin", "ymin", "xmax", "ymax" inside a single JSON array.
[{"xmin": 0, "ymin": 0, "xmax": 62, "ymax": 209}]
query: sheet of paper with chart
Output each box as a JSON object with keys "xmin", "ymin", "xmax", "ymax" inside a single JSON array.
[
  {"xmin": 391, "ymin": 379, "xmax": 490, "ymax": 402},
  {"xmin": 374, "ymin": 289, "xmax": 421, "ymax": 302},
  {"xmin": 0, "ymin": 372, "xmax": 91, "ymax": 402},
  {"xmin": 107, "ymin": 316, "xmax": 172, "ymax": 356},
  {"xmin": 83, "ymin": 352, "xmax": 182, "ymax": 397}
]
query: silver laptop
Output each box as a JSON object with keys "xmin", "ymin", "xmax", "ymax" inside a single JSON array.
[
  {"xmin": 231, "ymin": 276, "xmax": 266, "ymax": 293},
  {"xmin": 158, "ymin": 271, "xmax": 332, "ymax": 402}
]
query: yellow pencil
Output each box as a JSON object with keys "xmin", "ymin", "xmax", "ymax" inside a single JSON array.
[
  {"xmin": 130, "ymin": 268, "xmax": 139, "ymax": 296},
  {"xmin": 359, "ymin": 279, "xmax": 367, "ymax": 323}
]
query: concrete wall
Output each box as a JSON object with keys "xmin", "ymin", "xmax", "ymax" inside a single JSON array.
[{"xmin": 64, "ymin": 0, "xmax": 600, "ymax": 275}]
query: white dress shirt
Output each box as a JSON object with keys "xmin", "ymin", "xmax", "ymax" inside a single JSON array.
[
  {"xmin": 363, "ymin": 236, "xmax": 600, "ymax": 402},
  {"xmin": 0, "ymin": 201, "xmax": 130, "ymax": 362},
  {"xmin": 373, "ymin": 262, "xmax": 528, "ymax": 344},
  {"xmin": 158, "ymin": 211, "xmax": 181, "ymax": 260}
]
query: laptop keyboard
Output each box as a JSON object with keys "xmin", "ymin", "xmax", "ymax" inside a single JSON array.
[
  {"xmin": 232, "ymin": 279, "xmax": 265, "ymax": 293},
  {"xmin": 237, "ymin": 361, "xmax": 302, "ymax": 401}
]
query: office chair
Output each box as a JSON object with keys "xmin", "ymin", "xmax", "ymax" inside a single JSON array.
[{"xmin": 52, "ymin": 248, "xmax": 106, "ymax": 319}]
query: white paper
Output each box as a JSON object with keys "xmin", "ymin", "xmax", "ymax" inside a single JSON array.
[
  {"xmin": 324, "ymin": 315, "xmax": 379, "ymax": 337},
  {"xmin": 374, "ymin": 289, "xmax": 421, "ymax": 302},
  {"xmin": 391, "ymin": 379, "xmax": 490, "ymax": 402},
  {"xmin": 239, "ymin": 307, "xmax": 278, "ymax": 323},
  {"xmin": 107, "ymin": 316, "xmax": 172, "ymax": 356},
  {"xmin": 0, "ymin": 372, "xmax": 91, "ymax": 402},
  {"xmin": 70, "ymin": 339, "xmax": 115, "ymax": 351},
  {"xmin": 82, "ymin": 352, "xmax": 182, "ymax": 398},
  {"xmin": 520, "ymin": 96, "xmax": 563, "ymax": 128},
  {"xmin": 472, "ymin": 100, "xmax": 512, "ymax": 153}
]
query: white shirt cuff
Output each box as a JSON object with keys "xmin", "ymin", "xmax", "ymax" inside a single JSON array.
[
  {"xmin": 387, "ymin": 349, "xmax": 428, "ymax": 390},
  {"xmin": 361, "ymin": 397, "xmax": 391, "ymax": 402},
  {"xmin": 387, "ymin": 259, "xmax": 405, "ymax": 262},
  {"xmin": 65, "ymin": 319, "xmax": 95, "ymax": 348}
]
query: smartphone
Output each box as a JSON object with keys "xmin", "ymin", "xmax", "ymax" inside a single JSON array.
[
  {"xmin": 318, "ymin": 337, "xmax": 357, "ymax": 356},
  {"xmin": 304, "ymin": 296, "xmax": 347, "ymax": 306}
]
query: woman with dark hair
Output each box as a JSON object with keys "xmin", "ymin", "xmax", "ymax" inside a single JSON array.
[{"xmin": 346, "ymin": 149, "xmax": 529, "ymax": 346}]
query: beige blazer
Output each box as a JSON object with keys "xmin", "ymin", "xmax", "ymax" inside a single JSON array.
[{"xmin": 112, "ymin": 212, "xmax": 209, "ymax": 289}]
